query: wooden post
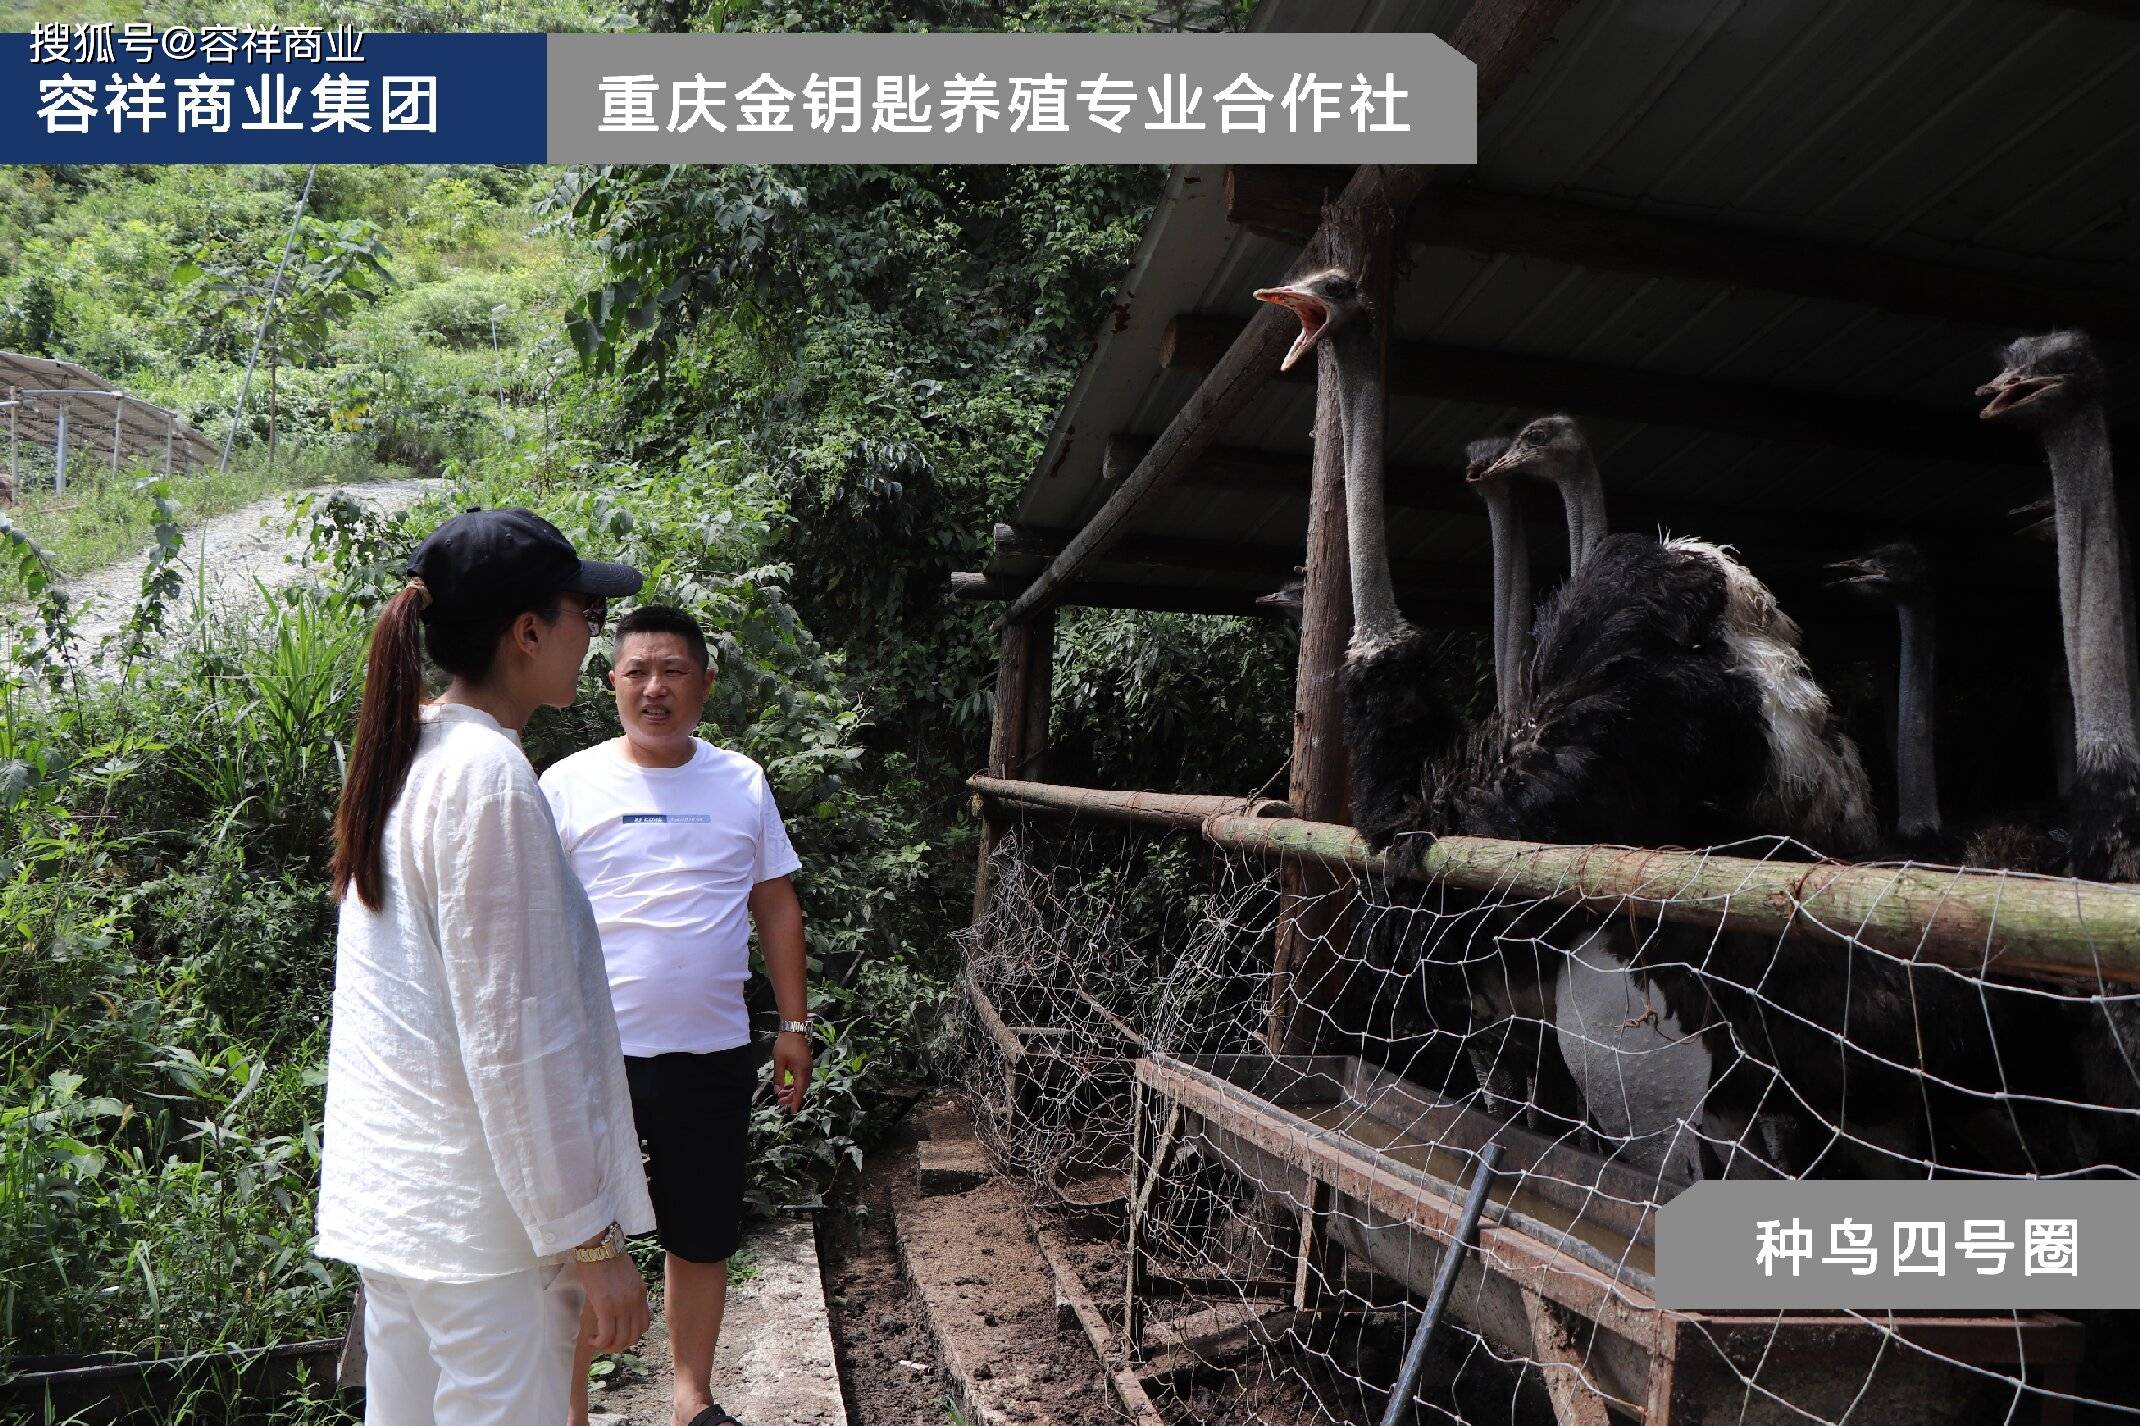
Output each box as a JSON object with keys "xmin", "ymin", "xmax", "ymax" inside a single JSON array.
[
  {"xmin": 163, "ymin": 415, "xmax": 174, "ymax": 477},
  {"xmin": 53, "ymin": 400, "xmax": 67, "ymax": 495},
  {"xmin": 5, "ymin": 389, "xmax": 16, "ymax": 504},
  {"xmin": 1017, "ymin": 612, "xmax": 1055, "ymax": 786},
  {"xmin": 971, "ymin": 610, "xmax": 1055, "ymax": 923},
  {"xmin": 1270, "ymin": 319, "xmax": 1354, "ymax": 1053},
  {"xmin": 1270, "ymin": 203, "xmax": 1392, "ymax": 1055},
  {"xmin": 111, "ymin": 395, "xmax": 124, "ymax": 479}
]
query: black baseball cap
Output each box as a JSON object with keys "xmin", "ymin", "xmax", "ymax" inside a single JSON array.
[{"xmin": 406, "ymin": 508, "xmax": 642, "ymax": 624}]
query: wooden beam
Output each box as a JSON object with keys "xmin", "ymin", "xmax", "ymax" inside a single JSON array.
[
  {"xmin": 1228, "ymin": 171, "xmax": 2140, "ymax": 345},
  {"xmin": 2033, "ymin": 0, "xmax": 2140, "ymax": 18},
  {"xmin": 1103, "ymin": 436, "xmax": 2024, "ymax": 573},
  {"xmin": 1452, "ymin": 0, "xmax": 1587, "ymax": 112},
  {"xmin": 1201, "ymin": 813, "xmax": 2140, "ymax": 985},
  {"xmin": 956, "ymin": 569, "xmax": 1491, "ymax": 625},
  {"xmin": 969, "ymin": 774, "xmax": 1289, "ymax": 830},
  {"xmin": 954, "ymin": 571, "xmax": 1293, "ymax": 618},
  {"xmin": 1163, "ymin": 314, "xmax": 2035, "ymax": 467},
  {"xmin": 1001, "ymin": 0, "xmax": 1584, "ymax": 626},
  {"xmin": 994, "ymin": 521, "xmax": 1303, "ymax": 580},
  {"xmin": 1001, "ymin": 286, "xmax": 1304, "ymax": 624}
]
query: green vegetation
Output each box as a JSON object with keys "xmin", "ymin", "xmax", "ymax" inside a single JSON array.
[
  {"xmin": 1, "ymin": 3, "xmax": 1287, "ymax": 1418},
  {"xmin": 1, "ymin": 163, "xmax": 590, "ymax": 577}
]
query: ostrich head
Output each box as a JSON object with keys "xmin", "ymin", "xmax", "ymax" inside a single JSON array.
[
  {"xmin": 1464, "ymin": 434, "xmax": 1514, "ymax": 484},
  {"xmin": 1477, "ymin": 413, "xmax": 1592, "ymax": 485},
  {"xmin": 1256, "ymin": 575, "xmax": 1306, "ymax": 621},
  {"xmin": 1976, "ymin": 330, "xmax": 2107, "ymax": 425},
  {"xmin": 1826, "ymin": 541, "xmax": 1930, "ymax": 603},
  {"xmin": 1253, "ymin": 268, "xmax": 1368, "ymax": 373}
]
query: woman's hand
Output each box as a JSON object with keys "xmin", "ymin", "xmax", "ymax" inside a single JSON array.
[{"xmin": 577, "ymin": 1254, "xmax": 649, "ymax": 1352}]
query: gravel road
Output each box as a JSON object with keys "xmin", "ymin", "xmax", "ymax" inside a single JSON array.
[{"xmin": 64, "ymin": 478, "xmax": 435, "ymax": 651}]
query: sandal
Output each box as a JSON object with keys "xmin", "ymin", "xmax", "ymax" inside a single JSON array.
[{"xmin": 685, "ymin": 1407, "xmax": 743, "ymax": 1426}]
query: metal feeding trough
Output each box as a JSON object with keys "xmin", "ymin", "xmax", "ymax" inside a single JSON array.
[{"xmin": 1127, "ymin": 1053, "xmax": 2084, "ymax": 1426}]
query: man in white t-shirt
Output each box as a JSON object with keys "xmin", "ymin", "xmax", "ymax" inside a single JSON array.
[{"xmin": 540, "ymin": 605, "xmax": 812, "ymax": 1426}]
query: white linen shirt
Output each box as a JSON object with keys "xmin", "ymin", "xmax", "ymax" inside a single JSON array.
[{"xmin": 316, "ymin": 702, "xmax": 655, "ymax": 1283}]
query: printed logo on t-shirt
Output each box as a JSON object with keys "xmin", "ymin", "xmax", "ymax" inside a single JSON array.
[{"xmin": 621, "ymin": 813, "xmax": 713, "ymax": 824}]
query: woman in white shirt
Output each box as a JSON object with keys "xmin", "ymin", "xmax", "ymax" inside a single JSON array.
[{"xmin": 318, "ymin": 508, "xmax": 655, "ymax": 1426}]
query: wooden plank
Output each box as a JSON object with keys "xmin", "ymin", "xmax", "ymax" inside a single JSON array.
[
  {"xmin": 1033, "ymin": 1226, "xmax": 1172, "ymax": 1426},
  {"xmin": 1137, "ymin": 1056, "xmax": 1671, "ymax": 1353},
  {"xmin": 1163, "ymin": 314, "xmax": 2034, "ymax": 469},
  {"xmin": 1293, "ymin": 1179, "xmax": 1335, "ymax": 1313},
  {"xmin": 1227, "ymin": 172, "xmax": 2140, "ymax": 345},
  {"xmin": 1124, "ymin": 1079, "xmax": 1154, "ymax": 1362},
  {"xmin": 965, "ymin": 980, "xmax": 1026, "ymax": 1070},
  {"xmin": 1200, "ymin": 812, "xmax": 2140, "ymax": 986}
]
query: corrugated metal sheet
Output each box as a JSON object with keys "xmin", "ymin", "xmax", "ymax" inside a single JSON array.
[{"xmin": 994, "ymin": 0, "xmax": 2140, "ymax": 614}]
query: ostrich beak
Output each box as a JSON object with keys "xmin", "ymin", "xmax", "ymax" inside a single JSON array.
[
  {"xmin": 1824, "ymin": 556, "xmax": 1880, "ymax": 590},
  {"xmin": 1472, "ymin": 445, "xmax": 1526, "ymax": 484},
  {"xmin": 1975, "ymin": 370, "xmax": 2063, "ymax": 420},
  {"xmin": 1254, "ymin": 284, "xmax": 1331, "ymax": 373}
]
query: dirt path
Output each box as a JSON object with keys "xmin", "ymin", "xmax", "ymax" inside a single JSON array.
[
  {"xmin": 64, "ymin": 478, "xmax": 435, "ymax": 651},
  {"xmin": 590, "ymin": 1216, "xmax": 847, "ymax": 1426}
]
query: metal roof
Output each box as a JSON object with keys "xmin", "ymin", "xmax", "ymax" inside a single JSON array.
[
  {"xmin": 1, "ymin": 351, "xmax": 220, "ymax": 480},
  {"xmin": 988, "ymin": 0, "xmax": 2140, "ymax": 628}
]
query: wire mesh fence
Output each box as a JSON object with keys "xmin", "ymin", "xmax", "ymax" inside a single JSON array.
[{"xmin": 957, "ymin": 816, "xmax": 2140, "ymax": 1425}]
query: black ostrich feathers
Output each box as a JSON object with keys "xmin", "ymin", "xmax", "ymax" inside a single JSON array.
[{"xmin": 1345, "ymin": 533, "xmax": 1771, "ymax": 866}]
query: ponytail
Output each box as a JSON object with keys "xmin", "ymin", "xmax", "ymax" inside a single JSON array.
[{"xmin": 332, "ymin": 584, "xmax": 431, "ymax": 911}]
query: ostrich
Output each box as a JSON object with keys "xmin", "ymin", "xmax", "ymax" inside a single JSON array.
[
  {"xmin": 1478, "ymin": 413, "xmax": 1879, "ymax": 855},
  {"xmin": 1828, "ymin": 543, "xmax": 1945, "ymax": 848},
  {"xmin": 1465, "ymin": 434, "xmax": 1531, "ymax": 720},
  {"xmin": 1255, "ymin": 270, "xmax": 1847, "ymax": 855},
  {"xmin": 1254, "ymin": 271, "xmax": 1894, "ymax": 1175},
  {"xmin": 1978, "ymin": 330, "xmax": 2140, "ymax": 883},
  {"xmin": 1487, "ymin": 413, "xmax": 1608, "ymax": 576},
  {"xmin": 1978, "ymin": 332, "xmax": 2140, "ymax": 1180}
]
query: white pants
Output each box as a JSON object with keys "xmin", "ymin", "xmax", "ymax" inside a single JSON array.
[{"xmin": 360, "ymin": 1263, "xmax": 585, "ymax": 1426}]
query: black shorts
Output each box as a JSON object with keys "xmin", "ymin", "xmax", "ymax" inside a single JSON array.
[{"xmin": 624, "ymin": 1045, "xmax": 759, "ymax": 1264}]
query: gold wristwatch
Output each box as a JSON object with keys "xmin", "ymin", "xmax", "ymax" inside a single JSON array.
[{"xmin": 574, "ymin": 1221, "xmax": 625, "ymax": 1264}]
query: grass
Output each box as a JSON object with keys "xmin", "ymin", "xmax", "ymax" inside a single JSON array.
[{"xmin": 5, "ymin": 445, "xmax": 405, "ymax": 581}]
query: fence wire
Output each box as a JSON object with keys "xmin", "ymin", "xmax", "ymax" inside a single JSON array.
[{"xmin": 957, "ymin": 820, "xmax": 2140, "ymax": 1426}]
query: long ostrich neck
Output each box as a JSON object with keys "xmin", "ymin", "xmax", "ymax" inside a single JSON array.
[
  {"xmin": 1554, "ymin": 450, "xmax": 1608, "ymax": 573},
  {"xmin": 1331, "ymin": 318, "xmax": 1408, "ymax": 650},
  {"xmin": 1893, "ymin": 593, "xmax": 1942, "ymax": 838},
  {"xmin": 2044, "ymin": 406, "xmax": 2139, "ymax": 766},
  {"xmin": 1476, "ymin": 481, "xmax": 1531, "ymax": 717}
]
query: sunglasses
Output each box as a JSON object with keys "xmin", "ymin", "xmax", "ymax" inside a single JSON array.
[{"xmin": 565, "ymin": 597, "xmax": 607, "ymax": 636}]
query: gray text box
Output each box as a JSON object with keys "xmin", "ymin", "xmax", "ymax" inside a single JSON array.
[
  {"xmin": 1656, "ymin": 1180, "xmax": 2140, "ymax": 1309},
  {"xmin": 546, "ymin": 32, "xmax": 1472, "ymax": 164}
]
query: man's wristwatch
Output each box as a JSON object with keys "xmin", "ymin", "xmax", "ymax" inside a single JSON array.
[
  {"xmin": 778, "ymin": 1019, "xmax": 811, "ymax": 1037},
  {"xmin": 574, "ymin": 1221, "xmax": 625, "ymax": 1264}
]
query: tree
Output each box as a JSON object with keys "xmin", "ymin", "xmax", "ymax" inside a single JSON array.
[{"xmin": 176, "ymin": 217, "xmax": 392, "ymax": 460}]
